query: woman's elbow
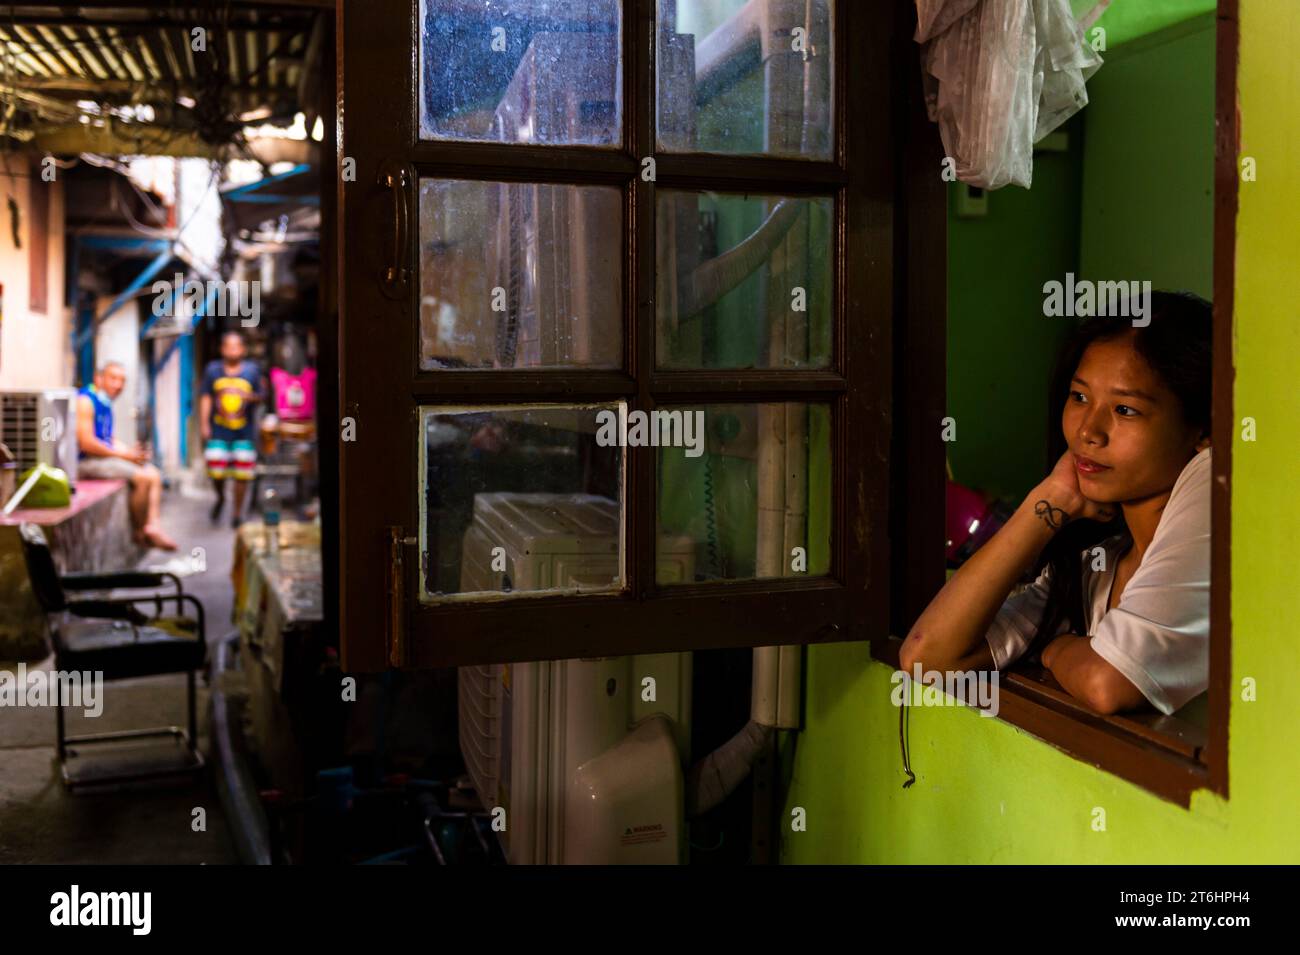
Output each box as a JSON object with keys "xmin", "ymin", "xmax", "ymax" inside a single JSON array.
[
  {"xmin": 899, "ymin": 630, "xmax": 956, "ymax": 675},
  {"xmin": 1082, "ymin": 670, "xmax": 1143, "ymax": 716},
  {"xmin": 898, "ymin": 631, "xmax": 924, "ymax": 675},
  {"xmin": 1083, "ymin": 688, "xmax": 1121, "ymax": 716}
]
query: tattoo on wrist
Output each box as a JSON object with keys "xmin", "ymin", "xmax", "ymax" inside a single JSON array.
[{"xmin": 1034, "ymin": 499, "xmax": 1069, "ymax": 530}]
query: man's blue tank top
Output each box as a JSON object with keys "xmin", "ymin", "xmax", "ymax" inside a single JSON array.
[{"xmin": 79, "ymin": 385, "xmax": 113, "ymax": 457}]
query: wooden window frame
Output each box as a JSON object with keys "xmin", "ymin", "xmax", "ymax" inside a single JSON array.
[
  {"xmin": 337, "ymin": 0, "xmax": 936, "ymax": 670},
  {"xmin": 871, "ymin": 1, "xmax": 1239, "ymax": 808}
]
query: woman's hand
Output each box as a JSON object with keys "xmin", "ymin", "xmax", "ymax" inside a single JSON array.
[{"xmin": 1030, "ymin": 451, "xmax": 1118, "ymax": 528}]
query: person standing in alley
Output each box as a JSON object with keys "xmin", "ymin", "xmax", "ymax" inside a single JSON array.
[{"xmin": 201, "ymin": 330, "xmax": 266, "ymax": 528}]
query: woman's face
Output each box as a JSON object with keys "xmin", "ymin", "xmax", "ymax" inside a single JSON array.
[{"xmin": 1062, "ymin": 332, "xmax": 1208, "ymax": 504}]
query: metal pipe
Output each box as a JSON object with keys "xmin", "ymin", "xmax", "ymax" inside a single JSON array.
[
  {"xmin": 678, "ymin": 197, "xmax": 805, "ymax": 317},
  {"xmin": 211, "ymin": 631, "xmax": 274, "ymax": 865}
]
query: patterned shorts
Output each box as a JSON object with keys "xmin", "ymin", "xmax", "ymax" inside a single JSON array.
[{"xmin": 205, "ymin": 437, "xmax": 256, "ymax": 481}]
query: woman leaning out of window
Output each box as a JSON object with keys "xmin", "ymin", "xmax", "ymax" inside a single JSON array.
[{"xmin": 901, "ymin": 291, "xmax": 1213, "ymax": 717}]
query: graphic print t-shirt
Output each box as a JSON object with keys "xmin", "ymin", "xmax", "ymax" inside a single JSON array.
[
  {"xmin": 203, "ymin": 360, "xmax": 261, "ymax": 431},
  {"xmin": 269, "ymin": 366, "xmax": 318, "ymax": 421}
]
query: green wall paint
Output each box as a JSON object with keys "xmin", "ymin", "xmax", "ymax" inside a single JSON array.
[
  {"xmin": 944, "ymin": 140, "xmax": 1081, "ymax": 501},
  {"xmin": 1071, "ymin": 0, "xmax": 1216, "ymax": 49},
  {"xmin": 782, "ymin": 1, "xmax": 1300, "ymax": 863},
  {"xmin": 1079, "ymin": 15, "xmax": 1216, "ymax": 297}
]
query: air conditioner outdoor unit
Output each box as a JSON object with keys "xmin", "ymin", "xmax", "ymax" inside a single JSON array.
[
  {"xmin": 457, "ymin": 492, "xmax": 696, "ymax": 865},
  {"xmin": 0, "ymin": 388, "xmax": 79, "ymax": 483}
]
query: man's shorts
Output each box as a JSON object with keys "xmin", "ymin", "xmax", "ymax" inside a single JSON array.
[
  {"xmin": 78, "ymin": 456, "xmax": 145, "ymax": 481},
  {"xmin": 205, "ymin": 429, "xmax": 256, "ymax": 481}
]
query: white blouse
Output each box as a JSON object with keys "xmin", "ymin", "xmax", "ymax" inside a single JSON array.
[{"xmin": 984, "ymin": 447, "xmax": 1212, "ymax": 715}]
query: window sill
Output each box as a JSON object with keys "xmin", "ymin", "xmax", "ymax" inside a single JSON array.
[{"xmin": 871, "ymin": 636, "xmax": 1210, "ymax": 807}]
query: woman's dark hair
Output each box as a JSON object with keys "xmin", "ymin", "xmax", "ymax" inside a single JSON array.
[{"xmin": 1027, "ymin": 290, "xmax": 1213, "ymax": 656}]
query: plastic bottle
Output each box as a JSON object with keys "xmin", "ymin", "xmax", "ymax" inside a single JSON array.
[{"xmin": 263, "ymin": 487, "xmax": 281, "ymax": 556}]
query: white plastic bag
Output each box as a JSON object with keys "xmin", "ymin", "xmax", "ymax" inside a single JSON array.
[
  {"xmin": 1033, "ymin": 0, "xmax": 1103, "ymax": 142},
  {"xmin": 917, "ymin": 0, "xmax": 1103, "ymax": 190},
  {"xmin": 922, "ymin": 0, "xmax": 1038, "ymax": 189}
]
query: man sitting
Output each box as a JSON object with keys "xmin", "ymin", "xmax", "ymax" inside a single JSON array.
[{"xmin": 76, "ymin": 361, "xmax": 177, "ymax": 551}]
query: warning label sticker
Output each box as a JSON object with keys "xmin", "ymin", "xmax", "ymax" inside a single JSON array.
[{"xmin": 620, "ymin": 823, "xmax": 668, "ymax": 846}]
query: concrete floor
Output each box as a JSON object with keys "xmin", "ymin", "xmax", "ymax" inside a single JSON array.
[{"xmin": 0, "ymin": 471, "xmax": 252, "ymax": 864}]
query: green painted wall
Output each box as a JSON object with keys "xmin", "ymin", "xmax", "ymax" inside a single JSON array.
[
  {"xmin": 781, "ymin": 0, "xmax": 1300, "ymax": 863},
  {"xmin": 1073, "ymin": 0, "xmax": 1217, "ymax": 49},
  {"xmin": 944, "ymin": 138, "xmax": 1081, "ymax": 501},
  {"xmin": 1079, "ymin": 14, "xmax": 1216, "ymax": 297}
]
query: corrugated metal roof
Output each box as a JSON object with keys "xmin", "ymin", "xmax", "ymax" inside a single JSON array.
[{"xmin": 0, "ymin": 3, "xmax": 324, "ymax": 153}]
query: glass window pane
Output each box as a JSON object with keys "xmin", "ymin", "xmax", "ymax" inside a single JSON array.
[
  {"xmin": 657, "ymin": 0, "xmax": 834, "ymax": 159},
  {"xmin": 419, "ymin": 178, "xmax": 623, "ymax": 370},
  {"xmin": 419, "ymin": 0, "xmax": 622, "ymax": 146},
  {"xmin": 656, "ymin": 191, "xmax": 832, "ymax": 369},
  {"xmin": 656, "ymin": 403, "xmax": 831, "ymax": 584},
  {"xmin": 419, "ymin": 404, "xmax": 625, "ymax": 602}
]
